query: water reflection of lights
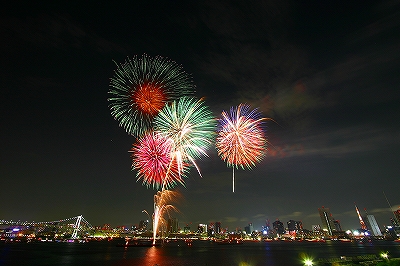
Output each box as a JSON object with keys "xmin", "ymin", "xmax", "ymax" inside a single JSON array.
[{"xmin": 142, "ymin": 246, "xmax": 163, "ymax": 265}]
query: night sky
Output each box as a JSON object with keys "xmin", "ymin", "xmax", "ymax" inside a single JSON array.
[{"xmin": 1, "ymin": 0, "xmax": 399, "ymax": 232}]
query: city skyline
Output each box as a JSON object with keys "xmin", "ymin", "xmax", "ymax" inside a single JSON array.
[
  {"xmin": 1, "ymin": 1, "xmax": 399, "ymax": 232},
  {"xmin": 2, "ymin": 202, "xmax": 399, "ymax": 233}
]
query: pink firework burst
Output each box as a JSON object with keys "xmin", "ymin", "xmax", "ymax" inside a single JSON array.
[
  {"xmin": 216, "ymin": 104, "xmax": 268, "ymax": 192},
  {"xmin": 131, "ymin": 131, "xmax": 187, "ymax": 190}
]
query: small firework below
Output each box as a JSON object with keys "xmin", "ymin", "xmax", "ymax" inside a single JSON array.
[
  {"xmin": 152, "ymin": 190, "xmax": 180, "ymax": 245},
  {"xmin": 216, "ymin": 104, "xmax": 268, "ymax": 192},
  {"xmin": 108, "ymin": 54, "xmax": 195, "ymax": 137}
]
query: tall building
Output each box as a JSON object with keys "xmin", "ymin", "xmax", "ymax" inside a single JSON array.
[
  {"xmin": 207, "ymin": 223, "xmax": 215, "ymax": 236},
  {"xmin": 287, "ymin": 220, "xmax": 303, "ymax": 233},
  {"xmin": 215, "ymin": 222, "xmax": 221, "ymax": 234},
  {"xmin": 244, "ymin": 223, "xmax": 254, "ymax": 235},
  {"xmin": 197, "ymin": 224, "xmax": 207, "ymax": 234},
  {"xmin": 364, "ymin": 214, "xmax": 382, "ymax": 236},
  {"xmin": 333, "ymin": 220, "xmax": 342, "ymax": 231},
  {"xmin": 273, "ymin": 220, "xmax": 285, "ymax": 235},
  {"xmin": 394, "ymin": 207, "xmax": 400, "ymax": 225},
  {"xmin": 318, "ymin": 206, "xmax": 336, "ymax": 235},
  {"xmin": 167, "ymin": 218, "xmax": 178, "ymax": 233},
  {"xmin": 138, "ymin": 220, "xmax": 149, "ymax": 231}
]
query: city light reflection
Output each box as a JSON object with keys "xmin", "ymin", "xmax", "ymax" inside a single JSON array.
[{"xmin": 141, "ymin": 246, "xmax": 163, "ymax": 265}]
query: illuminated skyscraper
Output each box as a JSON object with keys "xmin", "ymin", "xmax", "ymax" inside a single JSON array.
[
  {"xmin": 197, "ymin": 224, "xmax": 207, "ymax": 234},
  {"xmin": 364, "ymin": 214, "xmax": 382, "ymax": 236},
  {"xmin": 318, "ymin": 206, "xmax": 336, "ymax": 235}
]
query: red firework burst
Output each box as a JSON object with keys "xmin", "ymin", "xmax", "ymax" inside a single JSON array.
[
  {"xmin": 131, "ymin": 131, "xmax": 188, "ymax": 189},
  {"xmin": 131, "ymin": 84, "xmax": 167, "ymax": 117}
]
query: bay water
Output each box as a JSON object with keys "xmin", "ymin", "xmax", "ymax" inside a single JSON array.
[{"xmin": 1, "ymin": 239, "xmax": 400, "ymax": 265}]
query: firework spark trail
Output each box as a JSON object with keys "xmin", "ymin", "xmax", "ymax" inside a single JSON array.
[
  {"xmin": 130, "ymin": 131, "xmax": 189, "ymax": 190},
  {"xmin": 130, "ymin": 96, "xmax": 215, "ymax": 243},
  {"xmin": 154, "ymin": 96, "xmax": 216, "ymax": 178},
  {"xmin": 152, "ymin": 190, "xmax": 179, "ymax": 245},
  {"xmin": 216, "ymin": 104, "xmax": 269, "ymax": 192},
  {"xmin": 108, "ymin": 54, "xmax": 195, "ymax": 137}
]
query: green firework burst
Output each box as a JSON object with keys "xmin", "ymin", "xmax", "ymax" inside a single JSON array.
[
  {"xmin": 154, "ymin": 97, "xmax": 216, "ymax": 176},
  {"xmin": 108, "ymin": 54, "xmax": 195, "ymax": 137}
]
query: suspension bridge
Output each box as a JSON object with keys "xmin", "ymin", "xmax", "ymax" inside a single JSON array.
[{"xmin": 0, "ymin": 215, "xmax": 94, "ymax": 239}]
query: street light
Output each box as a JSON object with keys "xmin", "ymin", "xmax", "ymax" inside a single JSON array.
[
  {"xmin": 303, "ymin": 258, "xmax": 313, "ymax": 266},
  {"xmin": 381, "ymin": 252, "xmax": 389, "ymax": 261}
]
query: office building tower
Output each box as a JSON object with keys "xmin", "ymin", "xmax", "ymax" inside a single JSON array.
[
  {"xmin": 198, "ymin": 224, "xmax": 207, "ymax": 234},
  {"xmin": 215, "ymin": 222, "xmax": 221, "ymax": 234},
  {"xmin": 273, "ymin": 220, "xmax": 285, "ymax": 235},
  {"xmin": 244, "ymin": 223, "xmax": 254, "ymax": 235},
  {"xmin": 207, "ymin": 223, "xmax": 215, "ymax": 236},
  {"xmin": 364, "ymin": 214, "xmax": 382, "ymax": 236},
  {"xmin": 394, "ymin": 207, "xmax": 400, "ymax": 225},
  {"xmin": 333, "ymin": 220, "xmax": 342, "ymax": 231},
  {"xmin": 318, "ymin": 206, "xmax": 336, "ymax": 235},
  {"xmin": 167, "ymin": 218, "xmax": 178, "ymax": 233},
  {"xmin": 138, "ymin": 220, "xmax": 149, "ymax": 231},
  {"xmin": 287, "ymin": 220, "xmax": 303, "ymax": 233}
]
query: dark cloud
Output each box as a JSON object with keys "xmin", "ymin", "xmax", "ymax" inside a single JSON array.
[{"xmin": 1, "ymin": 13, "xmax": 127, "ymax": 54}]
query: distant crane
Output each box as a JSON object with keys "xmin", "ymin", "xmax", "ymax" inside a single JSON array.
[
  {"xmin": 355, "ymin": 204, "xmax": 367, "ymax": 230},
  {"xmin": 383, "ymin": 191, "xmax": 400, "ymax": 225}
]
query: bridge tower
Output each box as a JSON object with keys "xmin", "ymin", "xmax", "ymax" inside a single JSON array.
[{"xmin": 71, "ymin": 215, "xmax": 83, "ymax": 239}]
